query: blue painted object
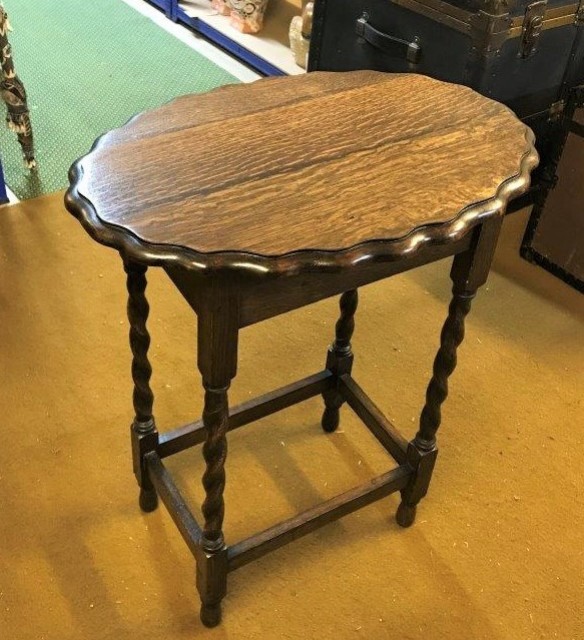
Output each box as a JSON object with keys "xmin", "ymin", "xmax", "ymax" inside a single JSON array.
[
  {"xmin": 0, "ymin": 155, "xmax": 9, "ymax": 204},
  {"xmin": 180, "ymin": 9, "xmax": 286, "ymax": 76},
  {"xmin": 146, "ymin": 0, "xmax": 174, "ymax": 18},
  {"xmin": 144, "ymin": 0, "xmax": 285, "ymax": 77}
]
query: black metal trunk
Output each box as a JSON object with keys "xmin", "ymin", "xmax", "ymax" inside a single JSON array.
[
  {"xmin": 309, "ymin": 0, "xmax": 584, "ymax": 292},
  {"xmin": 309, "ymin": 0, "xmax": 583, "ymax": 134}
]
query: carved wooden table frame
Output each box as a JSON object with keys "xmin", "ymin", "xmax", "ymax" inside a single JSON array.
[
  {"xmin": 68, "ymin": 179, "xmax": 535, "ymax": 626},
  {"xmin": 67, "ymin": 140, "xmax": 536, "ymax": 626}
]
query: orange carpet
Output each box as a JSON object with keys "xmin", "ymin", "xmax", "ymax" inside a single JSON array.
[{"xmin": 0, "ymin": 194, "xmax": 582, "ymax": 639}]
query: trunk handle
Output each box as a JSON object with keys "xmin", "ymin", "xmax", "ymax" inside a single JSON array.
[{"xmin": 356, "ymin": 15, "xmax": 422, "ymax": 64}]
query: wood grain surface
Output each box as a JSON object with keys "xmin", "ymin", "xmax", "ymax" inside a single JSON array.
[{"xmin": 67, "ymin": 71, "xmax": 537, "ymax": 263}]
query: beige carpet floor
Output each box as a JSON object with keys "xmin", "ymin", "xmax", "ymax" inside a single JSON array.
[{"xmin": 0, "ymin": 193, "xmax": 582, "ymax": 640}]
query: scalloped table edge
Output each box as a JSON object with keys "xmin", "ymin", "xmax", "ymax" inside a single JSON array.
[{"xmin": 65, "ymin": 127, "xmax": 538, "ymax": 277}]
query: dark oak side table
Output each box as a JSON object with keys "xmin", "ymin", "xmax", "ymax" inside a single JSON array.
[{"xmin": 65, "ymin": 71, "xmax": 538, "ymax": 628}]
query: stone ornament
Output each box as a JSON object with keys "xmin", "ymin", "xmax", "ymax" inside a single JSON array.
[
  {"xmin": 211, "ymin": 0, "xmax": 269, "ymax": 34},
  {"xmin": 290, "ymin": 2, "xmax": 313, "ymax": 68}
]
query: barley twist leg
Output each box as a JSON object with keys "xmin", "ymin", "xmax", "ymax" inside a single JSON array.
[
  {"xmin": 201, "ymin": 385, "xmax": 229, "ymax": 550},
  {"xmin": 396, "ymin": 288, "xmax": 474, "ymax": 527},
  {"xmin": 125, "ymin": 261, "xmax": 158, "ymax": 513}
]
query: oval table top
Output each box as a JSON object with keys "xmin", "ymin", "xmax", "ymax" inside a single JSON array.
[{"xmin": 65, "ymin": 71, "xmax": 538, "ymax": 275}]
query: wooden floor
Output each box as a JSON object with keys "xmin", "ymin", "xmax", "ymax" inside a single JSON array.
[{"xmin": 0, "ymin": 193, "xmax": 582, "ymax": 639}]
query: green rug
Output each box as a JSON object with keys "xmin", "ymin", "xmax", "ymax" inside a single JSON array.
[{"xmin": 0, "ymin": 0, "xmax": 238, "ymax": 200}]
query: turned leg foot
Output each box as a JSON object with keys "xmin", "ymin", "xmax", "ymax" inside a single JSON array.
[
  {"xmin": 321, "ymin": 405, "xmax": 340, "ymax": 433},
  {"xmin": 321, "ymin": 289, "xmax": 358, "ymax": 433},
  {"xmin": 139, "ymin": 487, "xmax": 158, "ymax": 513},
  {"xmin": 200, "ymin": 601, "xmax": 222, "ymax": 627},
  {"xmin": 395, "ymin": 499, "xmax": 417, "ymax": 528},
  {"xmin": 197, "ymin": 543, "xmax": 227, "ymax": 629}
]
